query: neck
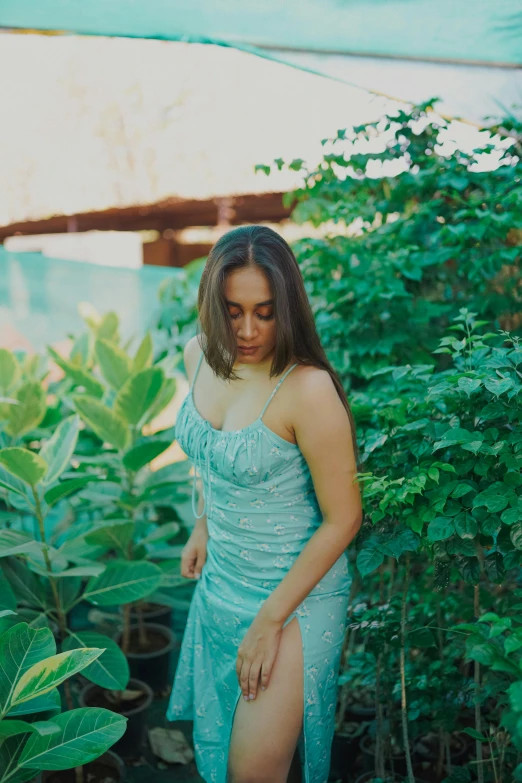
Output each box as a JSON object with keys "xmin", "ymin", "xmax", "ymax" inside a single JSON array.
[{"xmin": 232, "ymin": 350, "xmax": 275, "ymax": 377}]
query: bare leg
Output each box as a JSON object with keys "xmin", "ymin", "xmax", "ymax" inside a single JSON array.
[
  {"xmin": 227, "ymin": 616, "xmax": 304, "ymax": 783},
  {"xmin": 287, "ymin": 746, "xmax": 302, "ymax": 783}
]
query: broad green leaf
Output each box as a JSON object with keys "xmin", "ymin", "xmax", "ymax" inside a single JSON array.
[
  {"xmin": 454, "ymin": 512, "xmax": 478, "ymax": 539},
  {"xmin": 96, "ymin": 312, "xmax": 119, "ymax": 341},
  {"xmin": 511, "ymin": 523, "xmax": 522, "ymax": 551},
  {"xmin": 0, "ymin": 349, "xmax": 21, "ymax": 394},
  {"xmin": 69, "ymin": 331, "xmax": 93, "ymax": 368},
  {"xmin": 122, "ymin": 440, "xmax": 172, "ymax": 472},
  {"xmin": 0, "ymin": 734, "xmax": 34, "ymax": 783},
  {"xmin": 508, "ymin": 681, "xmax": 522, "ymax": 712},
  {"xmin": 427, "ymin": 516, "xmax": 454, "ymax": 541},
  {"xmin": 57, "ymin": 536, "xmax": 106, "ymax": 566},
  {"xmin": 12, "ymin": 649, "xmax": 103, "ymax": 708},
  {"xmin": 133, "ymin": 332, "xmax": 153, "ymax": 372},
  {"xmin": 451, "ymin": 483, "xmax": 474, "ymax": 499},
  {"xmin": 71, "ymin": 394, "xmax": 130, "ymax": 451},
  {"xmin": 63, "ymin": 631, "xmax": 129, "ymax": 690},
  {"xmin": 457, "ymin": 377, "xmax": 481, "ymax": 396},
  {"xmin": 83, "ymin": 561, "xmax": 162, "ymax": 606},
  {"xmin": 505, "ymin": 629, "xmax": 522, "ymax": 654},
  {"xmin": 143, "ymin": 377, "xmax": 177, "ymax": 425},
  {"xmin": 47, "ymin": 346, "xmax": 104, "ymax": 398},
  {"xmin": 39, "ymin": 415, "xmax": 80, "ymax": 486},
  {"xmin": 0, "ymin": 466, "xmax": 30, "ymax": 500},
  {"xmin": 0, "ymin": 571, "xmax": 16, "ymax": 611},
  {"xmin": 462, "ymin": 727, "xmax": 487, "ymax": 742},
  {"xmin": 52, "ymin": 565, "xmax": 105, "ymax": 578},
  {"xmin": 484, "ymin": 377, "xmax": 514, "ymax": 397},
  {"xmin": 473, "ymin": 489, "xmax": 509, "ymax": 513},
  {"xmin": 7, "ymin": 688, "xmax": 61, "ymax": 718},
  {"xmin": 114, "ymin": 367, "xmax": 164, "ymax": 426},
  {"xmin": 0, "ymin": 448, "xmax": 48, "ymax": 487},
  {"xmin": 0, "ymin": 531, "xmax": 43, "ymax": 559},
  {"xmin": 5, "ymin": 382, "xmax": 47, "ymax": 439},
  {"xmin": 85, "ymin": 521, "xmax": 134, "ymax": 553},
  {"xmin": 356, "ymin": 542, "xmax": 384, "ymax": 576},
  {"xmin": 501, "ymin": 507, "xmax": 521, "ymax": 526},
  {"xmin": 19, "ymin": 708, "xmax": 127, "ymax": 770},
  {"xmin": 0, "ymin": 623, "xmax": 55, "ymax": 718},
  {"xmin": 95, "ymin": 338, "xmax": 132, "ymax": 390},
  {"xmin": 0, "ymin": 719, "xmax": 59, "ymax": 740},
  {"xmin": 44, "ymin": 476, "xmax": 98, "ymax": 507},
  {"xmin": 0, "ymin": 559, "xmax": 46, "ymax": 610},
  {"xmin": 467, "ymin": 642, "xmax": 498, "ymax": 666},
  {"xmin": 141, "ymin": 521, "xmax": 180, "ymax": 545}
]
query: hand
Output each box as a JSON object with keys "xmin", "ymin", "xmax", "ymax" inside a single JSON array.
[
  {"xmin": 180, "ymin": 526, "xmax": 208, "ymax": 579},
  {"xmin": 236, "ymin": 612, "xmax": 283, "ymax": 701}
]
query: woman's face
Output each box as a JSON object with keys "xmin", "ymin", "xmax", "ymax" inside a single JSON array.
[{"xmin": 224, "ymin": 265, "xmax": 277, "ymax": 365}]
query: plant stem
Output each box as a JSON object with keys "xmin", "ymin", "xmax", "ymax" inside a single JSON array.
[
  {"xmin": 400, "ymin": 554, "xmax": 415, "ymax": 783},
  {"xmin": 32, "ymin": 488, "xmax": 68, "ymax": 640},
  {"xmin": 122, "ymin": 602, "xmax": 131, "ymax": 656},
  {"xmin": 474, "ymin": 584, "xmax": 484, "ymax": 783},
  {"xmin": 375, "ymin": 651, "xmax": 386, "ymax": 778},
  {"xmin": 32, "ymin": 488, "xmax": 85, "ymax": 783},
  {"xmin": 137, "ymin": 603, "xmax": 148, "ymax": 648}
]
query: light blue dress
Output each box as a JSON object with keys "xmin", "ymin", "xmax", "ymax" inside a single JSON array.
[{"xmin": 167, "ymin": 349, "xmax": 352, "ymax": 783}]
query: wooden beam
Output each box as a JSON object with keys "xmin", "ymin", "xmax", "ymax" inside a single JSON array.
[{"xmin": 0, "ymin": 192, "xmax": 294, "ymax": 241}]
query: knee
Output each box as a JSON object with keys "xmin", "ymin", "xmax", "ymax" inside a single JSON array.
[
  {"xmin": 228, "ymin": 751, "xmax": 299, "ymax": 783},
  {"xmin": 227, "ymin": 774, "xmax": 273, "ymax": 783},
  {"xmin": 227, "ymin": 762, "xmax": 283, "ymax": 783}
]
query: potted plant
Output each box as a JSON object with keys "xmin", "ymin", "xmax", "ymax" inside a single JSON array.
[{"xmin": 0, "ymin": 619, "xmax": 126, "ymax": 783}]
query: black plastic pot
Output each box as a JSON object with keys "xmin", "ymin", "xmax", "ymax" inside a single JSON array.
[
  {"xmin": 129, "ymin": 602, "xmax": 173, "ymax": 628},
  {"xmin": 345, "ymin": 703, "xmax": 377, "ymax": 722},
  {"xmin": 413, "ymin": 732, "xmax": 470, "ymax": 767},
  {"xmin": 115, "ymin": 622, "xmax": 178, "ymax": 693},
  {"xmin": 39, "ymin": 750, "xmax": 124, "ymax": 783},
  {"xmin": 354, "ymin": 773, "xmax": 430, "ymax": 783},
  {"xmin": 359, "ymin": 733, "xmax": 415, "ymax": 776},
  {"xmin": 79, "ymin": 677, "xmax": 153, "ymax": 759},
  {"xmin": 330, "ymin": 724, "xmax": 365, "ymax": 781}
]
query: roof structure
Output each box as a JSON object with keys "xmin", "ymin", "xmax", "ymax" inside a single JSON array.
[{"xmin": 0, "ymin": 34, "xmax": 396, "ymax": 230}]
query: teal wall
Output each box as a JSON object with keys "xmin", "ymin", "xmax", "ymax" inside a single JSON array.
[{"xmin": 0, "ymin": 248, "xmax": 178, "ymax": 352}]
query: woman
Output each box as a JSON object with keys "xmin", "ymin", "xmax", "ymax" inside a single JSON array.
[{"xmin": 167, "ymin": 225, "xmax": 363, "ymax": 783}]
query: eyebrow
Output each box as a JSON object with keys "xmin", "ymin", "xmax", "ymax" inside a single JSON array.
[{"xmin": 225, "ymin": 299, "xmax": 273, "ymax": 307}]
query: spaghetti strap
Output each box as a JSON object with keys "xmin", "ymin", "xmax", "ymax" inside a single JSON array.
[{"xmin": 259, "ymin": 362, "xmax": 299, "ymax": 420}]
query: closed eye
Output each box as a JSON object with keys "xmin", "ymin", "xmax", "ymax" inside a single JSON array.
[{"xmin": 229, "ymin": 312, "xmax": 273, "ymax": 321}]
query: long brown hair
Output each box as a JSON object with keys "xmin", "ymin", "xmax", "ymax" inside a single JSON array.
[{"xmin": 195, "ymin": 225, "xmax": 361, "ymax": 468}]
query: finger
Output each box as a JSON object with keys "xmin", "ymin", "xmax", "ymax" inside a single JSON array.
[
  {"xmin": 236, "ymin": 654, "xmax": 243, "ymax": 684},
  {"xmin": 248, "ymin": 659, "xmax": 263, "ymax": 700},
  {"xmin": 239, "ymin": 659, "xmax": 252, "ymax": 700},
  {"xmin": 259, "ymin": 655, "xmax": 275, "ymax": 691},
  {"xmin": 194, "ymin": 553, "xmax": 206, "ymax": 579},
  {"xmin": 181, "ymin": 554, "xmax": 196, "ymax": 578}
]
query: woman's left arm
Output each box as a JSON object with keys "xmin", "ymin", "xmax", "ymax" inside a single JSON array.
[
  {"xmin": 236, "ymin": 368, "xmax": 363, "ymax": 700},
  {"xmin": 259, "ymin": 367, "xmax": 363, "ymax": 624}
]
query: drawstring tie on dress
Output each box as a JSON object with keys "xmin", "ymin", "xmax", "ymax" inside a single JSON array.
[{"xmin": 191, "ymin": 423, "xmax": 212, "ymax": 520}]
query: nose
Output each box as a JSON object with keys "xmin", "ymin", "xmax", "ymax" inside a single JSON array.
[{"xmin": 237, "ymin": 313, "xmax": 257, "ymax": 340}]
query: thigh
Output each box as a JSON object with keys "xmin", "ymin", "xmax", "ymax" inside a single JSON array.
[{"xmin": 227, "ymin": 616, "xmax": 304, "ymax": 781}]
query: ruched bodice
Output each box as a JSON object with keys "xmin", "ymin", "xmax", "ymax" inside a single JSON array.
[{"xmin": 167, "ymin": 349, "xmax": 351, "ymax": 783}]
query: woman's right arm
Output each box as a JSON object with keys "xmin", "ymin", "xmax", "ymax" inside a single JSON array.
[{"xmin": 180, "ymin": 337, "xmax": 208, "ymax": 579}]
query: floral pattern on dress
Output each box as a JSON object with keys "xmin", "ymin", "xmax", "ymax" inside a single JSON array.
[{"xmin": 166, "ymin": 357, "xmax": 352, "ymax": 783}]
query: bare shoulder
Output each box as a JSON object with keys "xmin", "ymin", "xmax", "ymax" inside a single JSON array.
[
  {"xmin": 288, "ymin": 363, "xmax": 352, "ymax": 436},
  {"xmin": 183, "ymin": 335, "xmax": 203, "ymax": 386},
  {"xmin": 289, "ymin": 363, "xmax": 342, "ymax": 407}
]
